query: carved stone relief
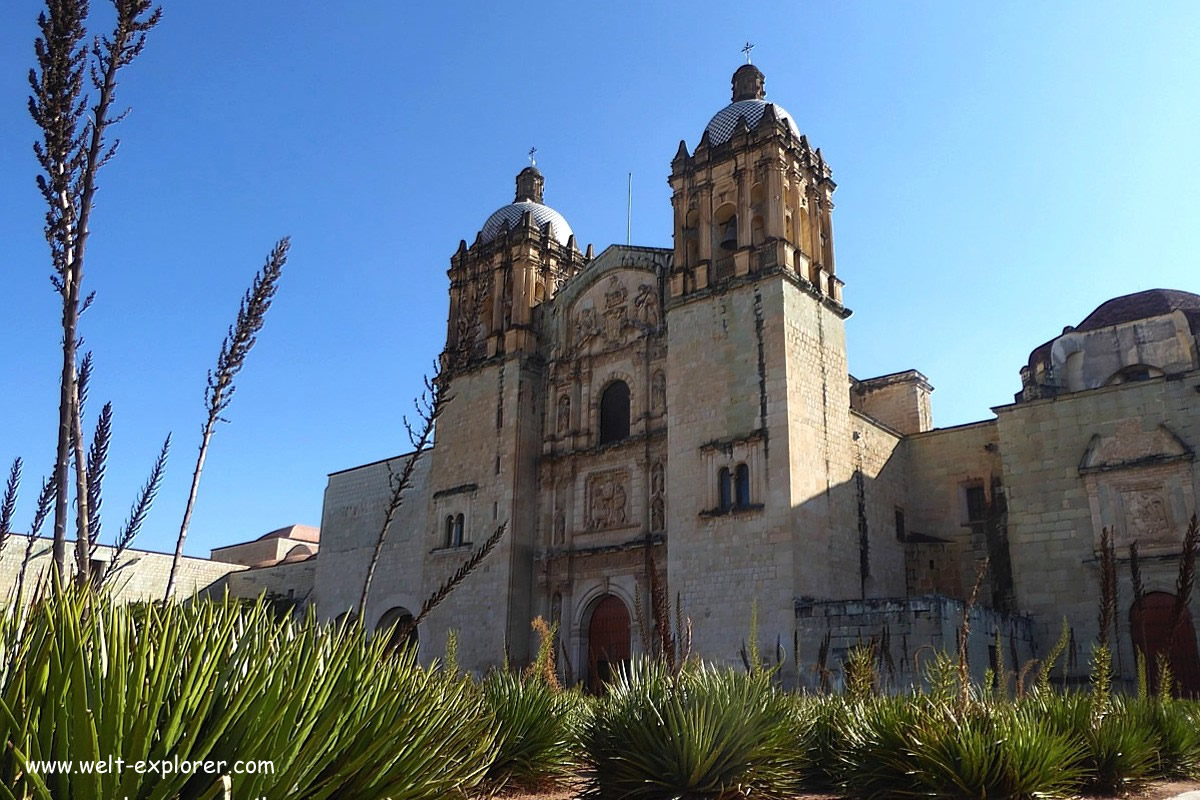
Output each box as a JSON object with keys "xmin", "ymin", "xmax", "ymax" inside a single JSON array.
[
  {"xmin": 634, "ymin": 283, "xmax": 660, "ymax": 329},
  {"xmin": 651, "ymin": 497, "xmax": 665, "ymax": 532},
  {"xmin": 1121, "ymin": 487, "xmax": 1171, "ymax": 547},
  {"xmin": 556, "ymin": 394, "xmax": 571, "ymax": 433},
  {"xmin": 651, "ymin": 371, "xmax": 666, "ymax": 413},
  {"xmin": 553, "ymin": 511, "xmax": 566, "ymax": 545},
  {"xmin": 587, "ymin": 470, "xmax": 629, "ymax": 530},
  {"xmin": 1080, "ymin": 422, "xmax": 1194, "ymax": 554}
]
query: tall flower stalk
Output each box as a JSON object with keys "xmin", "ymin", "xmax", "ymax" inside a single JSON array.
[{"xmin": 164, "ymin": 239, "xmax": 289, "ymax": 599}]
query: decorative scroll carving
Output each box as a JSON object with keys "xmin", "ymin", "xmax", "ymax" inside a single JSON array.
[
  {"xmin": 604, "ymin": 275, "xmax": 628, "ymax": 309},
  {"xmin": 587, "ymin": 471, "xmax": 629, "ymax": 530}
]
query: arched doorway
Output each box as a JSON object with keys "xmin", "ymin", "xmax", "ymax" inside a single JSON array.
[
  {"xmin": 587, "ymin": 594, "xmax": 631, "ymax": 693},
  {"xmin": 1130, "ymin": 592, "xmax": 1200, "ymax": 698},
  {"xmin": 375, "ymin": 607, "xmax": 419, "ymax": 655}
]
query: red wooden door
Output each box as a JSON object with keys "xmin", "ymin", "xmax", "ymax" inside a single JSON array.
[
  {"xmin": 587, "ymin": 595, "xmax": 630, "ymax": 693},
  {"xmin": 1130, "ymin": 592, "xmax": 1200, "ymax": 698}
]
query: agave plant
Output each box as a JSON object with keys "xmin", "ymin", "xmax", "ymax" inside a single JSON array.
[
  {"xmin": 1033, "ymin": 691, "xmax": 1158, "ymax": 795},
  {"xmin": 0, "ymin": 586, "xmax": 496, "ymax": 800},
  {"xmin": 580, "ymin": 659, "xmax": 807, "ymax": 800},
  {"xmin": 479, "ymin": 670, "xmax": 580, "ymax": 793}
]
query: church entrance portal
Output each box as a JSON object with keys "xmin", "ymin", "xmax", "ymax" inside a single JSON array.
[
  {"xmin": 587, "ymin": 594, "xmax": 630, "ymax": 693},
  {"xmin": 1130, "ymin": 592, "xmax": 1200, "ymax": 698}
]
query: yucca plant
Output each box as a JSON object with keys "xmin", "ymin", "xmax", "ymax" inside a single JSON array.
[{"xmin": 580, "ymin": 659, "xmax": 807, "ymax": 800}]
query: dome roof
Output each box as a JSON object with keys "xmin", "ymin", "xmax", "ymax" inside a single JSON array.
[
  {"xmin": 480, "ymin": 200, "xmax": 574, "ymax": 246},
  {"xmin": 1075, "ymin": 289, "xmax": 1200, "ymax": 333},
  {"xmin": 1027, "ymin": 288, "xmax": 1200, "ymax": 368},
  {"xmin": 704, "ymin": 99, "xmax": 801, "ymax": 147}
]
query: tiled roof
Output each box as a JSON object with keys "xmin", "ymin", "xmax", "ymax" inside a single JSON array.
[
  {"xmin": 480, "ymin": 201, "xmax": 573, "ymax": 246},
  {"xmin": 704, "ymin": 99, "xmax": 801, "ymax": 147}
]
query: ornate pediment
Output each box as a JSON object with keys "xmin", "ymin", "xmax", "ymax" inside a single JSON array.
[
  {"xmin": 569, "ymin": 272, "xmax": 662, "ymax": 355},
  {"xmin": 1078, "ymin": 421, "xmax": 1192, "ymax": 474}
]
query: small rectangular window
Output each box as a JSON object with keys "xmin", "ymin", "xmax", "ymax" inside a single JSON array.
[
  {"xmin": 894, "ymin": 508, "xmax": 906, "ymax": 541},
  {"xmin": 965, "ymin": 485, "xmax": 988, "ymax": 522}
]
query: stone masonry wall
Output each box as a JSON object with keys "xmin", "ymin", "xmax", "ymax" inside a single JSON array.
[
  {"xmin": 903, "ymin": 420, "xmax": 1004, "ymax": 603},
  {"xmin": 795, "ymin": 595, "xmax": 1036, "ymax": 692},
  {"xmin": 313, "ymin": 452, "xmax": 431, "ymax": 629},
  {"xmin": 0, "ymin": 538, "xmax": 243, "ymax": 606},
  {"xmin": 996, "ymin": 369, "xmax": 1200, "ymax": 684}
]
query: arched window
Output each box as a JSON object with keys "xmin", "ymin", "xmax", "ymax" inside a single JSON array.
[
  {"xmin": 453, "ymin": 513, "xmax": 465, "ymax": 547},
  {"xmin": 735, "ymin": 464, "xmax": 750, "ymax": 507},
  {"xmin": 444, "ymin": 515, "xmax": 455, "ymax": 548},
  {"xmin": 1107, "ymin": 364, "xmax": 1163, "ymax": 386},
  {"xmin": 376, "ymin": 607, "xmax": 418, "ymax": 653},
  {"xmin": 718, "ymin": 467, "xmax": 732, "ymax": 512},
  {"xmin": 599, "ymin": 381, "xmax": 631, "ymax": 444}
]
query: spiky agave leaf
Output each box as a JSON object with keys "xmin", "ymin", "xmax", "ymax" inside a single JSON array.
[{"xmin": 581, "ymin": 659, "xmax": 807, "ymax": 800}]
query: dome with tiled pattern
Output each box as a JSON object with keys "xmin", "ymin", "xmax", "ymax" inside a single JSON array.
[{"xmin": 480, "ymin": 201, "xmax": 573, "ymax": 246}]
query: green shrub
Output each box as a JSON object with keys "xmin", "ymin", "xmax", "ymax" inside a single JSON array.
[
  {"xmin": 580, "ymin": 659, "xmax": 807, "ymax": 800},
  {"xmin": 480, "ymin": 670, "xmax": 579, "ymax": 792}
]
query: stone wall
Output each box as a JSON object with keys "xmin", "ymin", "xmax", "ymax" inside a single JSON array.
[
  {"xmin": 903, "ymin": 420, "xmax": 1005, "ymax": 604},
  {"xmin": 851, "ymin": 370, "xmax": 934, "ymax": 435},
  {"xmin": 996, "ymin": 368, "xmax": 1200, "ymax": 683},
  {"xmin": 0, "ymin": 538, "xmax": 244, "ymax": 606},
  {"xmin": 312, "ymin": 452, "xmax": 431, "ymax": 629},
  {"xmin": 227, "ymin": 557, "xmax": 316, "ymax": 604},
  {"xmin": 794, "ymin": 595, "xmax": 1036, "ymax": 692}
]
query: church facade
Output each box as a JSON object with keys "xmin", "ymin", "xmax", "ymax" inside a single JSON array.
[{"xmin": 312, "ymin": 64, "xmax": 1200, "ymax": 692}]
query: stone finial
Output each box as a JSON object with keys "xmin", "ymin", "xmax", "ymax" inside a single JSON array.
[
  {"xmin": 515, "ymin": 166, "xmax": 544, "ymax": 203},
  {"xmin": 731, "ymin": 63, "xmax": 766, "ymax": 102}
]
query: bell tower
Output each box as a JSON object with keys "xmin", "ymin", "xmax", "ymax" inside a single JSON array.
[
  {"xmin": 663, "ymin": 63, "xmax": 856, "ymax": 674},
  {"xmin": 668, "ymin": 63, "xmax": 842, "ymax": 305},
  {"xmin": 444, "ymin": 166, "xmax": 587, "ymax": 374}
]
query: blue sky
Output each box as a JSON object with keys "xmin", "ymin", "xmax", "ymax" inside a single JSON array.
[{"xmin": 1, "ymin": 1, "xmax": 1197, "ymax": 557}]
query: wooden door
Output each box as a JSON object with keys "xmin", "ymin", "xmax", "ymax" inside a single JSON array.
[
  {"xmin": 587, "ymin": 595, "xmax": 630, "ymax": 693},
  {"xmin": 1130, "ymin": 592, "xmax": 1200, "ymax": 698}
]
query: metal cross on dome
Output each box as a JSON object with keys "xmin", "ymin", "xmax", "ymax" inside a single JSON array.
[
  {"xmin": 742, "ymin": 42, "xmax": 754, "ymax": 64},
  {"xmin": 528, "ymin": 147, "xmax": 537, "ymax": 167}
]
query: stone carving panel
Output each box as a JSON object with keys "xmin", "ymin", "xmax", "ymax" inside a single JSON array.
[
  {"xmin": 553, "ymin": 511, "xmax": 566, "ymax": 545},
  {"xmin": 651, "ymin": 370, "xmax": 666, "ymax": 413},
  {"xmin": 587, "ymin": 470, "xmax": 630, "ymax": 531},
  {"xmin": 1120, "ymin": 487, "xmax": 1171, "ymax": 548},
  {"xmin": 1080, "ymin": 422, "xmax": 1195, "ymax": 555},
  {"xmin": 556, "ymin": 394, "xmax": 571, "ymax": 433},
  {"xmin": 569, "ymin": 270, "xmax": 664, "ymax": 355}
]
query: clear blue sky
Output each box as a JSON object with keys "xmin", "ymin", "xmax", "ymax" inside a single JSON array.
[{"xmin": 1, "ymin": 1, "xmax": 1197, "ymax": 558}]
